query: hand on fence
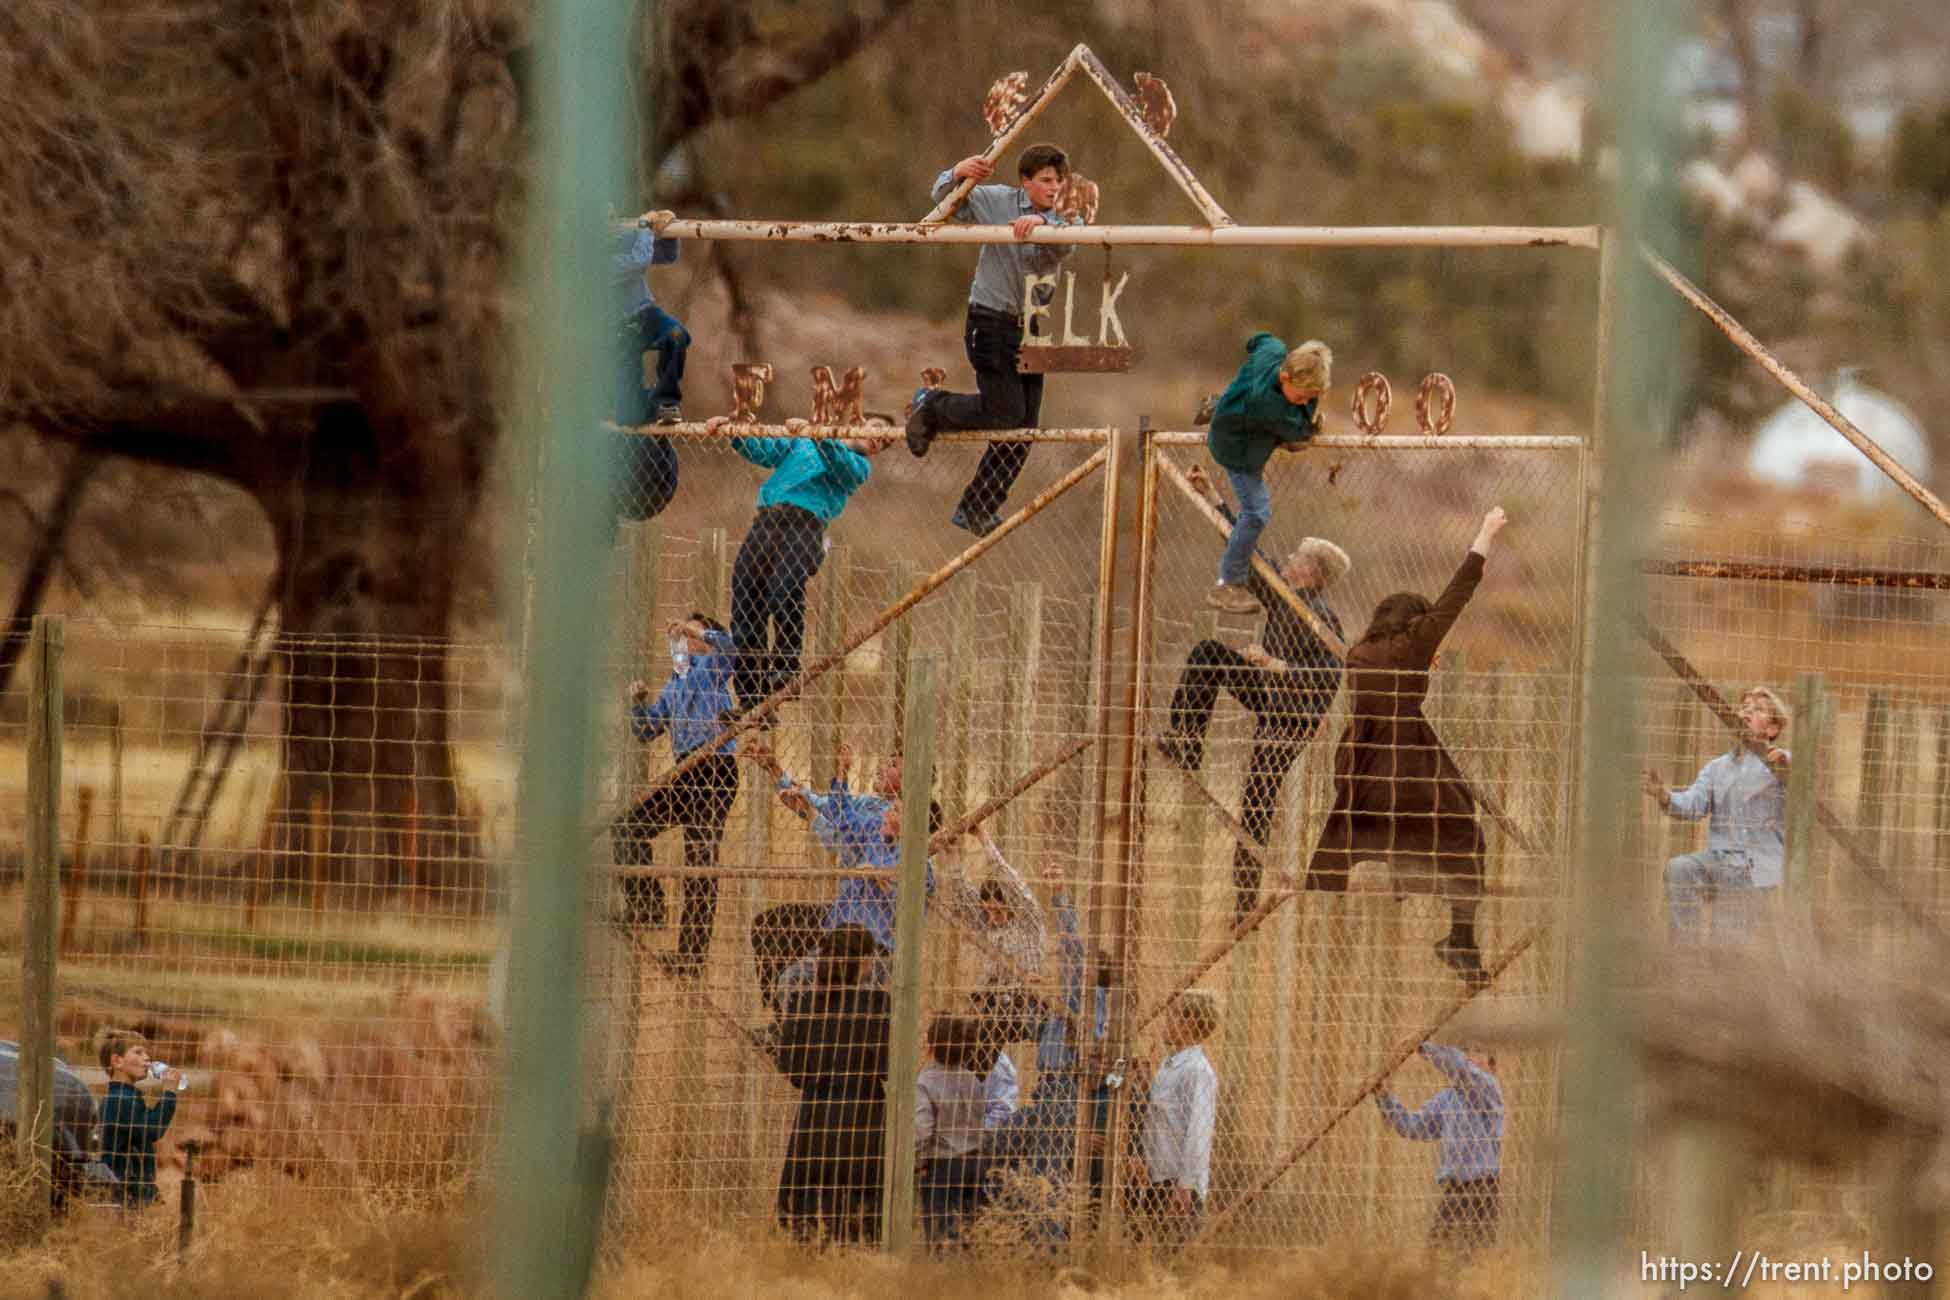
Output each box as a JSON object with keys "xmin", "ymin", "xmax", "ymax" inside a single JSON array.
[
  {"xmin": 1010, "ymin": 214, "xmax": 1046, "ymax": 240},
  {"xmin": 628, "ymin": 678, "xmax": 650, "ymax": 703},
  {"xmin": 952, "ymin": 155, "xmax": 996, "ymax": 183},
  {"xmin": 1185, "ymin": 462, "xmax": 1218, "ymax": 503},
  {"xmin": 1765, "ymin": 747, "xmax": 1789, "ymax": 768},
  {"xmin": 1641, "ymin": 768, "xmax": 1669, "ymax": 807},
  {"xmin": 834, "ymin": 741, "xmax": 853, "ymax": 782},
  {"xmin": 1471, "ymin": 506, "xmax": 1508, "ymax": 555},
  {"xmin": 646, "ymin": 209, "xmax": 675, "ymax": 233}
]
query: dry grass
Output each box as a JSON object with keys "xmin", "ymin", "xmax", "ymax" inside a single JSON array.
[{"xmin": 0, "ymin": 1188, "xmax": 1537, "ymax": 1300}]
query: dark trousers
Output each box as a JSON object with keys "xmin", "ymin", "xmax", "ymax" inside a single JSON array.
[
  {"xmin": 610, "ymin": 751, "xmax": 739, "ymax": 958},
  {"xmin": 1128, "ymin": 1181, "xmax": 1203, "ymax": 1247},
  {"xmin": 926, "ymin": 305, "xmax": 1045, "ymax": 521},
  {"xmin": 1167, "ymin": 639, "xmax": 1322, "ymax": 920},
  {"xmin": 752, "ymin": 902, "xmax": 828, "ymax": 1013},
  {"xmin": 608, "ymin": 306, "xmax": 683, "ymax": 521},
  {"xmin": 730, "ymin": 504, "xmax": 827, "ymax": 709},
  {"xmin": 1432, "ymin": 1175, "xmax": 1500, "ymax": 1248},
  {"xmin": 920, "ymin": 1154, "xmax": 986, "ymax": 1245}
]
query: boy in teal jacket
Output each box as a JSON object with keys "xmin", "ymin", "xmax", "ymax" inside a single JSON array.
[
  {"xmin": 1203, "ymin": 334, "xmax": 1332, "ymax": 614},
  {"xmin": 706, "ymin": 416, "xmax": 884, "ymax": 713}
]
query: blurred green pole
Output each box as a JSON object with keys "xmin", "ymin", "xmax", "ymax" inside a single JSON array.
[
  {"xmin": 1550, "ymin": 0, "xmax": 1681, "ymax": 1291},
  {"xmin": 490, "ymin": 0, "xmax": 634, "ymax": 1293}
]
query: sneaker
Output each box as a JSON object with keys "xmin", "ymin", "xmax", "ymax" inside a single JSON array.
[
  {"xmin": 1154, "ymin": 731, "xmax": 1201, "ymax": 773},
  {"xmin": 1434, "ymin": 936, "xmax": 1490, "ymax": 991},
  {"xmin": 1193, "ymin": 392, "xmax": 1219, "ymax": 426},
  {"xmin": 653, "ymin": 402, "xmax": 683, "ymax": 426},
  {"xmin": 906, "ymin": 389, "xmax": 937, "ymax": 457},
  {"xmin": 950, "ymin": 506, "xmax": 1001, "ymax": 538},
  {"xmin": 1203, "ymin": 583, "xmax": 1260, "ymax": 615}
]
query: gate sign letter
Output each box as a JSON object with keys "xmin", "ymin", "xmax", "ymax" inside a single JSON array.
[{"xmin": 1018, "ymin": 270, "xmax": 1137, "ymax": 373}]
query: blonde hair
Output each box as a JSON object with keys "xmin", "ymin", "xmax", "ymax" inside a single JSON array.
[
  {"xmin": 1280, "ymin": 340, "xmax": 1333, "ymax": 393},
  {"xmin": 1741, "ymin": 686, "xmax": 1790, "ymax": 732},
  {"xmin": 1174, "ymin": 989, "xmax": 1220, "ymax": 1042},
  {"xmin": 1293, "ymin": 537, "xmax": 1351, "ymax": 587}
]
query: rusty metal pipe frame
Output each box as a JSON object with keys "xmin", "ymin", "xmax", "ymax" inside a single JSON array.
[
  {"xmin": 1632, "ymin": 614, "xmax": 1942, "ymax": 937},
  {"xmin": 1647, "ymin": 558, "xmax": 1950, "ymax": 590},
  {"xmin": 612, "ymin": 447, "xmax": 1109, "ymax": 815},
  {"xmin": 649, "ymin": 218, "xmax": 1603, "ymax": 250},
  {"xmin": 615, "ymin": 422, "xmax": 1111, "ymax": 444},
  {"xmin": 1644, "ymin": 247, "xmax": 1950, "ymax": 536},
  {"xmin": 1068, "ymin": 44, "xmax": 1232, "ymax": 228},
  {"xmin": 919, "ymin": 49, "xmax": 1081, "ymax": 224},
  {"xmin": 1093, "ymin": 420, "xmax": 1164, "ymax": 1245},
  {"xmin": 1152, "ymin": 431, "xmax": 1586, "ymax": 450},
  {"xmin": 1194, "ymin": 924, "xmax": 1545, "ymax": 1243}
]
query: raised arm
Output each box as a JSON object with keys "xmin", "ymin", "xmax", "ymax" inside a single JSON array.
[
  {"xmin": 729, "ymin": 435, "xmax": 791, "ymax": 468},
  {"xmin": 1374, "ymin": 1089, "xmax": 1442, "ymax": 1140},
  {"xmin": 981, "ymin": 831, "xmax": 1047, "ymax": 969},
  {"xmin": 1404, "ymin": 508, "xmax": 1505, "ymax": 663}
]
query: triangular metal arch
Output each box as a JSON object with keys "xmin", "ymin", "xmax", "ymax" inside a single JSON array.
[{"xmin": 920, "ymin": 43, "xmax": 1233, "ymax": 228}]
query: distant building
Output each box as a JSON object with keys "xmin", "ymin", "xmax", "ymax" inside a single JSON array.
[{"xmin": 1747, "ymin": 369, "xmax": 1931, "ymax": 500}]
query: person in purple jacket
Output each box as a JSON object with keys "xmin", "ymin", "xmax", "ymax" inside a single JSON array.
[{"xmin": 1374, "ymin": 1037, "xmax": 1505, "ymax": 1249}]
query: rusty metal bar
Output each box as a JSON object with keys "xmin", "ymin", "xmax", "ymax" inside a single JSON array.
[
  {"xmin": 1195, "ymin": 924, "xmax": 1544, "ymax": 1243},
  {"xmin": 932, "ymin": 734, "xmax": 1094, "ymax": 850},
  {"xmin": 620, "ymin": 446, "xmax": 1110, "ymax": 814},
  {"xmin": 654, "ymin": 218, "xmax": 1603, "ymax": 249},
  {"xmin": 1643, "ymin": 247, "xmax": 1950, "ymax": 535},
  {"xmin": 1156, "ymin": 455, "xmax": 1347, "ymax": 655},
  {"xmin": 1647, "ymin": 558, "xmax": 1950, "ymax": 590},
  {"xmin": 1096, "ymin": 419, "xmax": 1163, "ymax": 1245},
  {"xmin": 1068, "ymin": 45, "xmax": 1232, "ymax": 227},
  {"xmin": 919, "ymin": 50, "xmax": 1083, "ymax": 224},
  {"xmin": 615, "ymin": 421, "xmax": 1111, "ymax": 444},
  {"xmin": 1632, "ymin": 614, "xmax": 1941, "ymax": 935},
  {"xmin": 1153, "ymin": 430, "xmax": 1586, "ymax": 450}
]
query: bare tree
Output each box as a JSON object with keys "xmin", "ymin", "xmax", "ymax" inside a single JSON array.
[{"xmin": 0, "ymin": 0, "xmax": 915, "ymax": 890}]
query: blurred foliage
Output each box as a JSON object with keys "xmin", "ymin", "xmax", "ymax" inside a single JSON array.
[
  {"xmin": 1770, "ymin": 85, "xmax": 1856, "ymax": 194},
  {"xmin": 1890, "ymin": 103, "xmax": 1950, "ymax": 211}
]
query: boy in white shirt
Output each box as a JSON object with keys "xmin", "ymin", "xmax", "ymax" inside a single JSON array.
[{"xmin": 1137, "ymin": 988, "xmax": 1221, "ymax": 1241}]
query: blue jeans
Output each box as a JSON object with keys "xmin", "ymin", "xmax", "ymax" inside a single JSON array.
[
  {"xmin": 623, "ymin": 303, "xmax": 690, "ymax": 411},
  {"xmin": 1664, "ymin": 850, "xmax": 1771, "ymax": 942},
  {"xmin": 1218, "ymin": 466, "xmax": 1272, "ymax": 586}
]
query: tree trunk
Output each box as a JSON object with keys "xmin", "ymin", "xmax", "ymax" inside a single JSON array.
[{"xmin": 261, "ymin": 404, "xmax": 486, "ymax": 908}]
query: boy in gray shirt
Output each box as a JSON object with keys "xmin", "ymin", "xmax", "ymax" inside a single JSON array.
[{"xmin": 906, "ymin": 143, "xmax": 1078, "ymax": 537}]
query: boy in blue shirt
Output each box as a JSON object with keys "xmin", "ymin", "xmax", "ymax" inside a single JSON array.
[
  {"xmin": 704, "ymin": 417, "xmax": 883, "ymax": 716},
  {"xmin": 97, "ymin": 1030, "xmax": 182, "ymax": 1207},
  {"xmin": 905, "ymin": 143, "xmax": 1078, "ymax": 537},
  {"xmin": 610, "ymin": 213, "xmax": 686, "ymax": 521},
  {"xmin": 1202, "ymin": 334, "xmax": 1332, "ymax": 615},
  {"xmin": 611, "ymin": 613, "xmax": 740, "ymax": 979},
  {"xmin": 1374, "ymin": 1037, "xmax": 1505, "ymax": 1248}
]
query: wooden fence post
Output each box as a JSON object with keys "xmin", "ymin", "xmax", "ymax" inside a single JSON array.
[
  {"xmin": 631, "ymin": 520, "xmax": 664, "ymax": 655},
  {"xmin": 1859, "ymin": 691, "xmax": 1891, "ymax": 867},
  {"xmin": 1174, "ymin": 611, "xmax": 1214, "ymax": 971},
  {"xmin": 309, "ymin": 794, "xmax": 328, "ymax": 922},
  {"xmin": 132, "ymin": 832, "xmax": 153, "ymax": 947},
  {"xmin": 19, "ymin": 615, "xmax": 63, "ymax": 1234},
  {"xmin": 881, "ymin": 652, "xmax": 939, "ymax": 1251},
  {"xmin": 882, "ymin": 559, "xmax": 914, "ymax": 750},
  {"xmin": 695, "ymin": 527, "xmax": 727, "ymax": 622},
  {"xmin": 109, "ymin": 701, "xmax": 125, "ymax": 873},
  {"xmin": 999, "ymin": 581, "xmax": 1044, "ymax": 861},
  {"xmin": 810, "ymin": 546, "xmax": 851, "ymax": 789},
  {"xmin": 59, "ymin": 785, "xmax": 93, "ymax": 954}
]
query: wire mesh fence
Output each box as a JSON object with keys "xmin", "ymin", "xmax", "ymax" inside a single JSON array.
[{"xmin": 11, "ymin": 412, "xmax": 1950, "ymax": 1268}]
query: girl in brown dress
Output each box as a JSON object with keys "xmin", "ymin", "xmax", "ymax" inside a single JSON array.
[{"xmin": 1304, "ymin": 507, "xmax": 1508, "ymax": 988}]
